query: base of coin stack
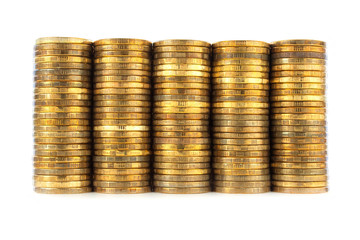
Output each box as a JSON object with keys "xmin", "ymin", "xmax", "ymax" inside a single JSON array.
[
  {"xmin": 92, "ymin": 38, "xmax": 152, "ymax": 194},
  {"xmin": 211, "ymin": 40, "xmax": 271, "ymax": 194},
  {"xmin": 152, "ymin": 40, "xmax": 212, "ymax": 194},
  {"xmin": 33, "ymin": 37, "xmax": 93, "ymax": 194},
  {"xmin": 270, "ymin": 39, "xmax": 328, "ymax": 194}
]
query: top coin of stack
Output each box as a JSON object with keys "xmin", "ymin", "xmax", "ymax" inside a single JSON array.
[
  {"xmin": 152, "ymin": 39, "xmax": 212, "ymax": 194},
  {"xmin": 33, "ymin": 37, "xmax": 93, "ymax": 194},
  {"xmin": 92, "ymin": 38, "xmax": 152, "ymax": 194},
  {"xmin": 212, "ymin": 40, "xmax": 271, "ymax": 193},
  {"xmin": 270, "ymin": 39, "xmax": 328, "ymax": 194}
]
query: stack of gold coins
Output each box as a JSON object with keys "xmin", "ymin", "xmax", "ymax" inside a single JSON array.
[
  {"xmin": 270, "ymin": 39, "xmax": 328, "ymax": 194},
  {"xmin": 33, "ymin": 37, "xmax": 93, "ymax": 194},
  {"xmin": 153, "ymin": 40, "xmax": 212, "ymax": 194},
  {"xmin": 212, "ymin": 40, "xmax": 271, "ymax": 194},
  {"xmin": 93, "ymin": 38, "xmax": 152, "ymax": 194}
]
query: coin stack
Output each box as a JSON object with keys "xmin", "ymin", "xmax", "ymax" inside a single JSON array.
[
  {"xmin": 152, "ymin": 40, "xmax": 212, "ymax": 194},
  {"xmin": 33, "ymin": 37, "xmax": 93, "ymax": 194},
  {"xmin": 212, "ymin": 40, "xmax": 271, "ymax": 194},
  {"xmin": 92, "ymin": 38, "xmax": 152, "ymax": 194},
  {"xmin": 270, "ymin": 39, "xmax": 328, "ymax": 194}
]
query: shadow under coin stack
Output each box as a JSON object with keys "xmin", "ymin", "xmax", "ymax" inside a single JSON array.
[
  {"xmin": 93, "ymin": 39, "xmax": 152, "ymax": 194},
  {"xmin": 153, "ymin": 40, "xmax": 212, "ymax": 194},
  {"xmin": 212, "ymin": 41, "xmax": 271, "ymax": 194},
  {"xmin": 33, "ymin": 37, "xmax": 93, "ymax": 194},
  {"xmin": 270, "ymin": 39, "xmax": 328, "ymax": 194}
]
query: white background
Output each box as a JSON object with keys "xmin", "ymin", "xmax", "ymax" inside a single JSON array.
[{"xmin": 1, "ymin": 0, "xmax": 359, "ymax": 239}]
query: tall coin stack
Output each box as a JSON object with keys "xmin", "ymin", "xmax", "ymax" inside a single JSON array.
[
  {"xmin": 212, "ymin": 40, "xmax": 271, "ymax": 194},
  {"xmin": 153, "ymin": 40, "xmax": 212, "ymax": 194},
  {"xmin": 270, "ymin": 39, "xmax": 328, "ymax": 194},
  {"xmin": 34, "ymin": 37, "xmax": 93, "ymax": 194},
  {"xmin": 93, "ymin": 39, "xmax": 152, "ymax": 194}
]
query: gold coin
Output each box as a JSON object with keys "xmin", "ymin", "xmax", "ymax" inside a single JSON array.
[
  {"xmin": 271, "ymin": 39, "xmax": 326, "ymax": 46},
  {"xmin": 154, "ymin": 76, "xmax": 210, "ymax": 84},
  {"xmin": 94, "ymin": 100, "xmax": 151, "ymax": 107},
  {"xmin": 154, "ymin": 101, "xmax": 209, "ymax": 108},
  {"xmin": 214, "ymin": 169, "xmax": 269, "ymax": 175},
  {"xmin": 94, "ymin": 38, "xmax": 151, "ymax": 46},
  {"xmin": 94, "ymin": 138, "xmax": 150, "ymax": 144},
  {"xmin": 213, "ymin": 72, "xmax": 268, "ymax": 78},
  {"xmin": 214, "ymin": 181, "xmax": 270, "ymax": 188},
  {"xmin": 36, "ymin": 37, "xmax": 91, "ymax": 44},
  {"xmin": 154, "ymin": 138, "xmax": 209, "ymax": 144},
  {"xmin": 154, "ymin": 82, "xmax": 209, "ymax": 89},
  {"xmin": 272, "ymin": 65, "xmax": 326, "ymax": 71},
  {"xmin": 271, "ymin": 113, "xmax": 325, "ymax": 120},
  {"xmin": 271, "ymin": 162, "xmax": 326, "ymax": 168},
  {"xmin": 213, "ymin": 78, "xmax": 269, "ymax": 85},
  {"xmin": 154, "ymin": 52, "xmax": 210, "ymax": 59},
  {"xmin": 213, "ymin": 162, "xmax": 269, "ymax": 169},
  {"xmin": 271, "ymin": 156, "xmax": 326, "ymax": 163},
  {"xmin": 154, "ymin": 174, "xmax": 210, "ymax": 181},
  {"xmin": 94, "ymin": 69, "xmax": 151, "ymax": 76},
  {"xmin": 214, "ymin": 96, "xmax": 268, "ymax": 102},
  {"xmin": 214, "ymin": 53, "xmax": 269, "ymax": 60},
  {"xmin": 94, "ymin": 168, "xmax": 150, "ymax": 175},
  {"xmin": 155, "ymin": 88, "xmax": 209, "ymax": 96},
  {"xmin": 271, "ymin": 107, "xmax": 325, "ymax": 114},
  {"xmin": 154, "ymin": 95, "xmax": 209, "ymax": 102},
  {"xmin": 34, "ymin": 106, "xmax": 90, "ymax": 113},
  {"xmin": 94, "ymin": 186, "xmax": 151, "ymax": 194},
  {"xmin": 212, "ymin": 114, "xmax": 268, "ymax": 121},
  {"xmin": 93, "ymin": 131, "xmax": 150, "ymax": 138},
  {"xmin": 153, "ymin": 144, "xmax": 210, "ymax": 151},
  {"xmin": 35, "ymin": 62, "xmax": 91, "ymax": 70},
  {"xmin": 93, "ymin": 162, "xmax": 150, "ymax": 169},
  {"xmin": 213, "ymin": 58, "xmax": 268, "ymax": 66},
  {"xmin": 94, "ymin": 174, "xmax": 150, "ymax": 181},
  {"xmin": 93, "ymin": 181, "xmax": 149, "ymax": 188},
  {"xmin": 35, "ymin": 100, "xmax": 91, "ymax": 107},
  {"xmin": 272, "ymin": 45, "xmax": 325, "ymax": 53},
  {"xmin": 94, "ymin": 44, "xmax": 151, "ymax": 52},
  {"xmin": 34, "ymin": 181, "xmax": 91, "ymax": 188},
  {"xmin": 35, "ymin": 49, "xmax": 91, "ymax": 57},
  {"xmin": 34, "ymin": 187, "xmax": 92, "ymax": 194},
  {"xmin": 35, "ymin": 56, "xmax": 91, "ymax": 63},
  {"xmin": 272, "ymin": 58, "xmax": 325, "ymax": 65},
  {"xmin": 34, "ymin": 162, "xmax": 90, "ymax": 169},
  {"xmin": 154, "ymin": 107, "xmax": 209, "ymax": 114},
  {"xmin": 212, "ymin": 107, "xmax": 268, "ymax": 115},
  {"xmin": 94, "ymin": 88, "xmax": 150, "ymax": 95},
  {"xmin": 271, "ymin": 52, "xmax": 325, "ymax": 59},
  {"xmin": 94, "ymin": 125, "xmax": 150, "ymax": 131},
  {"xmin": 94, "ymin": 107, "xmax": 150, "ymax": 113},
  {"xmin": 213, "ymin": 102, "xmax": 268, "ymax": 108},
  {"xmin": 271, "ymin": 95, "xmax": 326, "ymax": 102},
  {"xmin": 154, "ymin": 113, "xmax": 209, "ymax": 120},
  {"xmin": 271, "ymin": 102, "xmax": 326, "ymax": 108},
  {"xmin": 213, "ymin": 132, "xmax": 269, "ymax": 139},
  {"xmin": 35, "ymin": 87, "xmax": 91, "ymax": 94},
  {"xmin": 35, "ymin": 81, "xmax": 91, "ymax": 88},
  {"xmin": 154, "ymin": 187, "xmax": 210, "ymax": 194},
  {"xmin": 214, "ymin": 151, "xmax": 269, "ymax": 157},
  {"xmin": 34, "ymin": 156, "xmax": 90, "ymax": 163},
  {"xmin": 272, "ymin": 181, "xmax": 327, "ymax": 188},
  {"xmin": 154, "ymin": 156, "xmax": 210, "ymax": 163},
  {"xmin": 34, "ymin": 118, "xmax": 90, "ymax": 125},
  {"xmin": 34, "ymin": 112, "xmax": 90, "ymax": 119},
  {"xmin": 214, "ymin": 186, "xmax": 270, "ymax": 194},
  {"xmin": 271, "ymin": 125, "xmax": 326, "ymax": 132},
  {"xmin": 271, "ymin": 119, "xmax": 326, "ymax": 126},
  {"xmin": 271, "ymin": 138, "xmax": 326, "ymax": 144},
  {"xmin": 214, "ymin": 175, "xmax": 270, "ymax": 181},
  {"xmin": 272, "ymin": 150, "xmax": 326, "ymax": 157},
  {"xmin": 35, "ymin": 150, "xmax": 91, "ymax": 157},
  {"xmin": 93, "ymin": 156, "xmax": 150, "ymax": 162},
  {"xmin": 154, "ymin": 64, "xmax": 210, "ymax": 72},
  {"xmin": 94, "ymin": 56, "xmax": 150, "ymax": 64},
  {"xmin": 213, "ymin": 138, "xmax": 269, "ymax": 145},
  {"xmin": 213, "ymin": 126, "xmax": 268, "ymax": 133},
  {"xmin": 153, "ymin": 125, "xmax": 208, "ymax": 132},
  {"xmin": 214, "ymin": 145, "xmax": 269, "ymax": 151},
  {"xmin": 271, "ymin": 71, "xmax": 326, "ymax": 78},
  {"xmin": 272, "ymin": 131, "xmax": 326, "ymax": 138},
  {"xmin": 271, "ymin": 89, "xmax": 325, "ymax": 95},
  {"xmin": 34, "ymin": 125, "xmax": 90, "ymax": 131},
  {"xmin": 94, "ymin": 94, "xmax": 150, "ymax": 101},
  {"xmin": 272, "ymin": 175, "xmax": 327, "ymax": 182},
  {"xmin": 155, "ymin": 150, "xmax": 211, "ymax": 157},
  {"xmin": 95, "ymin": 63, "xmax": 150, "ymax": 70},
  {"xmin": 34, "ymin": 175, "xmax": 90, "ymax": 182},
  {"xmin": 213, "ymin": 65, "xmax": 269, "ymax": 72},
  {"xmin": 94, "ymin": 112, "xmax": 151, "ymax": 120},
  {"xmin": 154, "ymin": 71, "xmax": 210, "ymax": 78},
  {"xmin": 94, "ymin": 143, "xmax": 150, "ymax": 150},
  {"xmin": 272, "ymin": 168, "xmax": 327, "ymax": 175},
  {"xmin": 154, "ymin": 58, "xmax": 210, "ymax": 65},
  {"xmin": 213, "ymin": 120, "xmax": 268, "ymax": 127},
  {"xmin": 153, "ymin": 131, "xmax": 209, "ymax": 138},
  {"xmin": 154, "ymin": 181, "xmax": 210, "ymax": 188},
  {"xmin": 272, "ymin": 187, "xmax": 328, "ymax": 194},
  {"xmin": 95, "ymin": 50, "xmax": 151, "ymax": 58},
  {"xmin": 213, "ymin": 46, "xmax": 269, "ymax": 54},
  {"xmin": 34, "ymin": 138, "xmax": 90, "ymax": 144},
  {"xmin": 34, "ymin": 168, "xmax": 90, "ymax": 175},
  {"xmin": 35, "ymin": 43, "xmax": 91, "ymax": 51},
  {"xmin": 271, "ymin": 83, "xmax": 325, "ymax": 89},
  {"xmin": 154, "ymin": 162, "xmax": 210, "ymax": 169},
  {"xmin": 154, "ymin": 46, "xmax": 210, "ymax": 53},
  {"xmin": 34, "ymin": 94, "xmax": 91, "ymax": 101},
  {"xmin": 34, "ymin": 74, "xmax": 91, "ymax": 82},
  {"xmin": 213, "ymin": 157, "xmax": 269, "ymax": 164},
  {"xmin": 94, "ymin": 149, "xmax": 151, "ymax": 156},
  {"xmin": 213, "ymin": 83, "xmax": 269, "ymax": 90},
  {"xmin": 213, "ymin": 40, "xmax": 270, "ymax": 48},
  {"xmin": 153, "ymin": 39, "xmax": 210, "ymax": 47}
]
